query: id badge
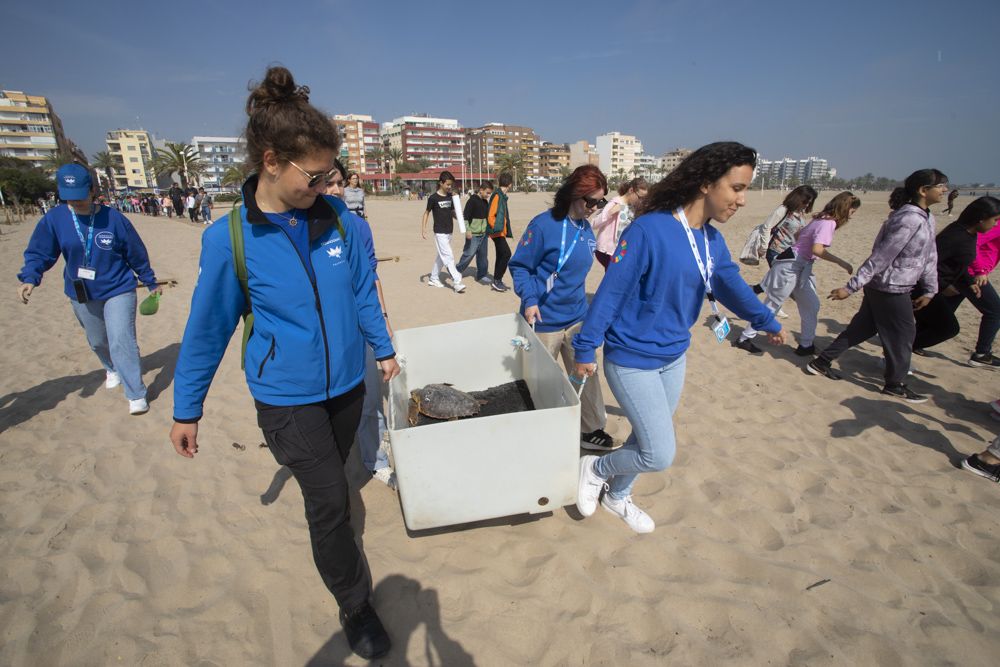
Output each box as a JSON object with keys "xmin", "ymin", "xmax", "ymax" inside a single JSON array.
[
  {"xmin": 77, "ymin": 267, "xmax": 97, "ymax": 281},
  {"xmin": 711, "ymin": 315, "xmax": 730, "ymax": 343},
  {"xmin": 545, "ymin": 272, "xmax": 557, "ymax": 293}
]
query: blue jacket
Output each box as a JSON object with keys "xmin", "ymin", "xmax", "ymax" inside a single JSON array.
[
  {"xmin": 509, "ymin": 209, "xmax": 596, "ymax": 333},
  {"xmin": 17, "ymin": 204, "xmax": 157, "ymax": 301},
  {"xmin": 172, "ymin": 176, "xmax": 394, "ymax": 421},
  {"xmin": 573, "ymin": 210, "xmax": 780, "ymax": 369}
]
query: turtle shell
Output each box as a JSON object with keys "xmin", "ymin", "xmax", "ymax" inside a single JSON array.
[{"xmin": 410, "ymin": 383, "xmax": 481, "ymax": 421}]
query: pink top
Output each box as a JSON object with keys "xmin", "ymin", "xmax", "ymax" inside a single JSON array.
[
  {"xmin": 792, "ymin": 217, "xmax": 836, "ymax": 261},
  {"xmin": 968, "ymin": 225, "xmax": 1000, "ymax": 276},
  {"xmin": 592, "ymin": 195, "xmax": 625, "ymax": 255}
]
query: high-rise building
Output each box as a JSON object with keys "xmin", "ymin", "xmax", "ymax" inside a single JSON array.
[
  {"xmin": 660, "ymin": 148, "xmax": 693, "ymax": 175},
  {"xmin": 595, "ymin": 132, "xmax": 643, "ymax": 179},
  {"xmin": 0, "ymin": 89, "xmax": 84, "ymax": 168},
  {"xmin": 193, "ymin": 136, "xmax": 246, "ymax": 190},
  {"xmin": 568, "ymin": 140, "xmax": 600, "ymax": 169},
  {"xmin": 381, "ymin": 115, "xmax": 464, "ymax": 167},
  {"xmin": 540, "ymin": 142, "xmax": 571, "ymax": 179},
  {"xmin": 465, "ymin": 123, "xmax": 541, "ymax": 181},
  {"xmin": 333, "ymin": 114, "xmax": 381, "ymax": 174},
  {"xmin": 106, "ymin": 129, "xmax": 157, "ymax": 190},
  {"xmin": 755, "ymin": 156, "xmax": 831, "ymax": 185}
]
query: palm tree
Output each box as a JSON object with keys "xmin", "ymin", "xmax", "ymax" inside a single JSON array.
[
  {"xmin": 91, "ymin": 151, "xmax": 118, "ymax": 193},
  {"xmin": 41, "ymin": 150, "xmax": 77, "ymax": 175},
  {"xmin": 496, "ymin": 151, "xmax": 526, "ymax": 190},
  {"xmin": 150, "ymin": 142, "xmax": 203, "ymax": 188},
  {"xmin": 365, "ymin": 146, "xmax": 384, "ymax": 172},
  {"xmin": 220, "ymin": 164, "xmax": 249, "ymax": 189},
  {"xmin": 386, "ymin": 147, "xmax": 403, "ymax": 175}
]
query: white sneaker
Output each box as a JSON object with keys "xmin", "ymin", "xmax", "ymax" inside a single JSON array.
[
  {"xmin": 777, "ymin": 308, "xmax": 790, "ymax": 319},
  {"xmin": 372, "ymin": 467, "xmax": 397, "ymax": 490},
  {"xmin": 601, "ymin": 494, "xmax": 655, "ymax": 533},
  {"xmin": 105, "ymin": 371, "xmax": 122, "ymax": 389},
  {"xmin": 128, "ymin": 398, "xmax": 149, "ymax": 415},
  {"xmin": 427, "ymin": 277, "xmax": 444, "ymax": 288},
  {"xmin": 453, "ymin": 282, "xmax": 467, "ymax": 293},
  {"xmin": 576, "ymin": 455, "xmax": 605, "ymax": 517}
]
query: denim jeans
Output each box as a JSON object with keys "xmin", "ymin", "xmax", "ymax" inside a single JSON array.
[
  {"xmin": 356, "ymin": 345, "xmax": 389, "ymax": 473},
  {"xmin": 70, "ymin": 290, "xmax": 146, "ymax": 400},
  {"xmin": 594, "ymin": 355, "xmax": 687, "ymax": 500},
  {"xmin": 455, "ymin": 233, "xmax": 489, "ymax": 281}
]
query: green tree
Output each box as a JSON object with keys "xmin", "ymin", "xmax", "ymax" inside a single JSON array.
[
  {"xmin": 220, "ymin": 164, "xmax": 249, "ymax": 189},
  {"xmin": 365, "ymin": 146, "xmax": 385, "ymax": 172},
  {"xmin": 496, "ymin": 151, "xmax": 526, "ymax": 190},
  {"xmin": 41, "ymin": 150, "xmax": 78, "ymax": 175},
  {"xmin": 150, "ymin": 142, "xmax": 203, "ymax": 188},
  {"xmin": 91, "ymin": 151, "xmax": 118, "ymax": 194},
  {"xmin": 386, "ymin": 147, "xmax": 404, "ymax": 175},
  {"xmin": 0, "ymin": 159, "xmax": 56, "ymax": 204}
]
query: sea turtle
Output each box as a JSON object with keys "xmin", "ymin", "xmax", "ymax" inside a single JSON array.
[{"xmin": 408, "ymin": 383, "xmax": 482, "ymax": 426}]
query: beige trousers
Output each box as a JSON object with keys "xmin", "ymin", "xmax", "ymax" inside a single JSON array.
[{"xmin": 534, "ymin": 321, "xmax": 607, "ymax": 434}]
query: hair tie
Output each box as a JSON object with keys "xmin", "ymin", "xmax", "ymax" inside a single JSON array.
[{"xmin": 294, "ymin": 85, "xmax": 310, "ymax": 101}]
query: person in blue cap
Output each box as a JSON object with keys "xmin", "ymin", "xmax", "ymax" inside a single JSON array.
[{"xmin": 16, "ymin": 163, "xmax": 161, "ymax": 415}]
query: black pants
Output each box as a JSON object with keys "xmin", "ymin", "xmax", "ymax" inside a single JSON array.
[
  {"xmin": 256, "ymin": 383, "xmax": 370, "ymax": 612},
  {"xmin": 914, "ymin": 281, "xmax": 1000, "ymax": 354},
  {"xmin": 817, "ymin": 287, "xmax": 916, "ymax": 386},
  {"xmin": 493, "ymin": 237, "xmax": 511, "ymax": 282}
]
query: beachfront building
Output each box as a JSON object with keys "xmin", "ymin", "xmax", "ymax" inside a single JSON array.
[
  {"xmin": 382, "ymin": 115, "xmax": 464, "ymax": 168},
  {"xmin": 568, "ymin": 140, "xmax": 600, "ymax": 169},
  {"xmin": 633, "ymin": 153, "xmax": 661, "ymax": 182},
  {"xmin": 106, "ymin": 129, "xmax": 157, "ymax": 190},
  {"xmin": 661, "ymin": 148, "xmax": 693, "ymax": 175},
  {"xmin": 192, "ymin": 136, "xmax": 246, "ymax": 190},
  {"xmin": 465, "ymin": 123, "xmax": 541, "ymax": 183},
  {"xmin": 756, "ymin": 156, "xmax": 831, "ymax": 186},
  {"xmin": 596, "ymin": 132, "xmax": 643, "ymax": 181},
  {"xmin": 540, "ymin": 142, "xmax": 571, "ymax": 179},
  {"xmin": 332, "ymin": 114, "xmax": 381, "ymax": 174},
  {"xmin": 0, "ymin": 89, "xmax": 85, "ymax": 169}
]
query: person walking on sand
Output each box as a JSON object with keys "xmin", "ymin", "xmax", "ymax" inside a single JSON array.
[
  {"xmin": 591, "ymin": 177, "xmax": 648, "ymax": 271},
  {"xmin": 421, "ymin": 170, "xmax": 466, "ymax": 293},
  {"xmin": 806, "ymin": 169, "xmax": 948, "ymax": 404},
  {"xmin": 169, "ymin": 66, "xmax": 398, "ymax": 661},
  {"xmin": 509, "ymin": 164, "xmax": 619, "ymax": 453},
  {"xmin": 199, "ymin": 187, "xmax": 213, "ymax": 223},
  {"xmin": 486, "ymin": 172, "xmax": 514, "ymax": 292},
  {"xmin": 455, "ymin": 181, "xmax": 493, "ymax": 285},
  {"xmin": 573, "ymin": 142, "xmax": 785, "ymax": 534},
  {"xmin": 343, "ymin": 172, "xmax": 366, "ymax": 219},
  {"xmin": 16, "ymin": 163, "xmax": 161, "ymax": 415},
  {"xmin": 944, "ymin": 188, "xmax": 960, "ymax": 216}
]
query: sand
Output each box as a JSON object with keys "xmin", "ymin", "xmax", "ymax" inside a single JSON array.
[{"xmin": 1, "ymin": 190, "xmax": 998, "ymax": 666}]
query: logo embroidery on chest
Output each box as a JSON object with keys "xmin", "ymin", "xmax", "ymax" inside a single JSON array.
[
  {"xmin": 327, "ymin": 246, "xmax": 343, "ymax": 259},
  {"xmin": 96, "ymin": 231, "xmax": 115, "ymax": 249}
]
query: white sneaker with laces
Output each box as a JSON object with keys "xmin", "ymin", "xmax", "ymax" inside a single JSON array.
[
  {"xmin": 427, "ymin": 277, "xmax": 444, "ymax": 288},
  {"xmin": 777, "ymin": 308, "xmax": 790, "ymax": 319},
  {"xmin": 129, "ymin": 398, "xmax": 149, "ymax": 415},
  {"xmin": 601, "ymin": 494, "xmax": 655, "ymax": 533},
  {"xmin": 453, "ymin": 282, "xmax": 467, "ymax": 293},
  {"xmin": 576, "ymin": 455, "xmax": 605, "ymax": 517},
  {"xmin": 105, "ymin": 371, "xmax": 122, "ymax": 389},
  {"xmin": 372, "ymin": 467, "xmax": 397, "ymax": 490}
]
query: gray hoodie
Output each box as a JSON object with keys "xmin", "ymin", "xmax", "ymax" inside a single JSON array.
[{"xmin": 845, "ymin": 203, "xmax": 938, "ymax": 296}]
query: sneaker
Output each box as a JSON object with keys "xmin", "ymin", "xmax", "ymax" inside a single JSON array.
[
  {"xmin": 776, "ymin": 308, "xmax": 790, "ymax": 319},
  {"xmin": 372, "ymin": 467, "xmax": 397, "ymax": 491},
  {"xmin": 581, "ymin": 429, "xmax": 622, "ymax": 452},
  {"xmin": 576, "ymin": 455, "xmax": 606, "ymax": 517},
  {"xmin": 969, "ymin": 353, "xmax": 1000, "ymax": 368},
  {"xmin": 339, "ymin": 602, "xmax": 391, "ymax": 660},
  {"xmin": 427, "ymin": 277, "xmax": 444, "ymax": 288},
  {"xmin": 912, "ymin": 348, "xmax": 929, "ymax": 357},
  {"xmin": 128, "ymin": 398, "xmax": 149, "ymax": 415},
  {"xmin": 733, "ymin": 337, "xmax": 763, "ymax": 355},
  {"xmin": 453, "ymin": 282, "xmax": 467, "ymax": 293},
  {"xmin": 601, "ymin": 494, "xmax": 655, "ymax": 533},
  {"xmin": 794, "ymin": 345, "xmax": 816, "ymax": 357},
  {"xmin": 881, "ymin": 384, "xmax": 928, "ymax": 404},
  {"xmin": 961, "ymin": 454, "xmax": 1000, "ymax": 483},
  {"xmin": 806, "ymin": 358, "xmax": 841, "ymax": 380},
  {"xmin": 477, "ymin": 276, "xmax": 493, "ymax": 285},
  {"xmin": 490, "ymin": 280, "xmax": 509, "ymax": 293},
  {"xmin": 105, "ymin": 371, "xmax": 122, "ymax": 389}
]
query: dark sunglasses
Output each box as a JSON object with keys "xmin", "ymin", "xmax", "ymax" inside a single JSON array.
[
  {"xmin": 288, "ymin": 159, "xmax": 338, "ymax": 188},
  {"xmin": 582, "ymin": 196, "xmax": 607, "ymax": 209}
]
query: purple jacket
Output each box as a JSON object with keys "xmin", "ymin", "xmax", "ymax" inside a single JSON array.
[{"xmin": 845, "ymin": 204, "xmax": 938, "ymax": 296}]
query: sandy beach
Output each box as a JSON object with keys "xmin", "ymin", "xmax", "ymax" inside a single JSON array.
[{"xmin": 1, "ymin": 190, "xmax": 998, "ymax": 666}]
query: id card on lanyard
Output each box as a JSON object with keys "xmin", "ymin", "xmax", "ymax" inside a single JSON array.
[
  {"xmin": 70, "ymin": 207, "xmax": 97, "ymax": 280},
  {"xmin": 675, "ymin": 208, "xmax": 730, "ymax": 342},
  {"xmin": 545, "ymin": 218, "xmax": 582, "ymax": 293}
]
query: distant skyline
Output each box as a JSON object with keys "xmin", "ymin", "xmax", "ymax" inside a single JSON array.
[{"xmin": 3, "ymin": 0, "xmax": 998, "ymax": 183}]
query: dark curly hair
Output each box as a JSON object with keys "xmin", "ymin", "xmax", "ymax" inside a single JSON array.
[
  {"xmin": 637, "ymin": 141, "xmax": 757, "ymax": 216},
  {"xmin": 888, "ymin": 187, "xmax": 907, "ymax": 211}
]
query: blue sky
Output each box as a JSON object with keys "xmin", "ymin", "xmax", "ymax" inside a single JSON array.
[{"xmin": 4, "ymin": 0, "xmax": 998, "ymax": 183}]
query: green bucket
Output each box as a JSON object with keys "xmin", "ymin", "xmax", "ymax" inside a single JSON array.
[{"xmin": 139, "ymin": 293, "xmax": 161, "ymax": 316}]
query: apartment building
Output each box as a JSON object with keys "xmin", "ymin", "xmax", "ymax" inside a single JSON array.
[
  {"xmin": 465, "ymin": 123, "xmax": 541, "ymax": 180},
  {"xmin": 0, "ymin": 89, "xmax": 83, "ymax": 168},
  {"xmin": 540, "ymin": 142, "xmax": 571, "ymax": 179},
  {"xmin": 193, "ymin": 136, "xmax": 246, "ymax": 189},
  {"xmin": 756, "ymin": 156, "xmax": 831, "ymax": 184},
  {"xmin": 660, "ymin": 148, "xmax": 693, "ymax": 175},
  {"xmin": 595, "ymin": 132, "xmax": 643, "ymax": 179},
  {"xmin": 106, "ymin": 129, "xmax": 157, "ymax": 190},
  {"xmin": 568, "ymin": 140, "xmax": 600, "ymax": 169},
  {"xmin": 332, "ymin": 114, "xmax": 381, "ymax": 174},
  {"xmin": 382, "ymin": 115, "xmax": 464, "ymax": 167}
]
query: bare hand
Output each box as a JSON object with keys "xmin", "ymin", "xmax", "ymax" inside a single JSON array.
[
  {"xmin": 828, "ymin": 287, "xmax": 851, "ymax": 301},
  {"xmin": 940, "ymin": 285, "xmax": 960, "ymax": 297},
  {"xmin": 421, "ymin": 228, "xmax": 427, "ymax": 240},
  {"xmin": 466, "ymin": 232, "xmax": 472, "ymax": 240},
  {"xmin": 974, "ymin": 274, "xmax": 988, "ymax": 288},
  {"xmin": 766, "ymin": 330, "xmax": 786, "ymax": 345},
  {"xmin": 18, "ymin": 283, "xmax": 33, "ymax": 304},
  {"xmin": 912, "ymin": 295, "xmax": 933, "ymax": 311},
  {"xmin": 379, "ymin": 357, "xmax": 401, "ymax": 382},
  {"xmin": 574, "ymin": 362, "xmax": 597, "ymax": 379},
  {"xmin": 971, "ymin": 283, "xmax": 982, "ymax": 299},
  {"xmin": 842, "ymin": 262, "xmax": 854, "ymax": 275},
  {"xmin": 524, "ymin": 305, "xmax": 542, "ymax": 325},
  {"xmin": 170, "ymin": 422, "xmax": 199, "ymax": 458},
  {"xmin": 150, "ymin": 286, "xmax": 163, "ymax": 296}
]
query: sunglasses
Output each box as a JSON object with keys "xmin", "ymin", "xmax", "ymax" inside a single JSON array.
[
  {"xmin": 582, "ymin": 196, "xmax": 607, "ymax": 209},
  {"xmin": 287, "ymin": 159, "xmax": 339, "ymax": 188}
]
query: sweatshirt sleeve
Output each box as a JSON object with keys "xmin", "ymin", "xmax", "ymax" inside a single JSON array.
[
  {"xmin": 573, "ymin": 227, "xmax": 648, "ymax": 363},
  {"xmin": 845, "ymin": 214, "xmax": 918, "ymax": 294},
  {"xmin": 463, "ymin": 197, "xmax": 475, "ymax": 222},
  {"xmin": 345, "ymin": 217, "xmax": 394, "ymax": 361},
  {"xmin": 172, "ymin": 229, "xmax": 246, "ymax": 422},
  {"xmin": 709, "ymin": 231, "xmax": 781, "ymax": 334},
  {"xmin": 17, "ymin": 214, "xmax": 60, "ymax": 286},
  {"xmin": 119, "ymin": 214, "xmax": 158, "ymax": 289},
  {"xmin": 509, "ymin": 220, "xmax": 545, "ymax": 309},
  {"xmin": 761, "ymin": 205, "xmax": 788, "ymax": 235}
]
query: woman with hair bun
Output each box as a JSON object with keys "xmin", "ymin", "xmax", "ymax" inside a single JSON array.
[
  {"xmin": 169, "ymin": 66, "xmax": 397, "ymax": 660},
  {"xmin": 572, "ymin": 142, "xmax": 784, "ymax": 534},
  {"xmin": 592, "ymin": 177, "xmax": 648, "ymax": 270}
]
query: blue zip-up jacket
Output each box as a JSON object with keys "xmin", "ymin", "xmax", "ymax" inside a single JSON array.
[
  {"xmin": 17, "ymin": 204, "xmax": 157, "ymax": 301},
  {"xmin": 509, "ymin": 209, "xmax": 596, "ymax": 333},
  {"xmin": 172, "ymin": 175, "xmax": 394, "ymax": 422},
  {"xmin": 573, "ymin": 210, "xmax": 780, "ymax": 369}
]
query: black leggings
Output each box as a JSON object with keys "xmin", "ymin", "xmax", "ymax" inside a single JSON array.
[
  {"xmin": 493, "ymin": 237, "xmax": 511, "ymax": 281},
  {"xmin": 914, "ymin": 281, "xmax": 1000, "ymax": 354}
]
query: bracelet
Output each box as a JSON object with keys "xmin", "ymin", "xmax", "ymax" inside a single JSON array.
[{"xmin": 382, "ymin": 312, "xmax": 388, "ymax": 317}]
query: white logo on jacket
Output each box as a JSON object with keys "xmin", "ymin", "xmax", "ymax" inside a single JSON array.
[
  {"xmin": 327, "ymin": 246, "xmax": 343, "ymax": 259},
  {"xmin": 96, "ymin": 231, "xmax": 114, "ymax": 249}
]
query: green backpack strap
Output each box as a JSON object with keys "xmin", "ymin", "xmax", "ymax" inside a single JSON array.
[{"xmin": 228, "ymin": 205, "xmax": 254, "ymax": 370}]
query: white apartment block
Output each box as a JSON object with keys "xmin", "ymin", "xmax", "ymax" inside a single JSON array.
[
  {"xmin": 193, "ymin": 136, "xmax": 246, "ymax": 189},
  {"xmin": 596, "ymin": 132, "xmax": 643, "ymax": 178}
]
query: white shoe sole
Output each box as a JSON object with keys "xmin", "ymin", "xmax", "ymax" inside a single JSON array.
[{"xmin": 600, "ymin": 498, "xmax": 655, "ymax": 533}]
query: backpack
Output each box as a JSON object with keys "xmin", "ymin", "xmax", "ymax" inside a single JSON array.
[{"xmin": 227, "ymin": 204, "xmax": 347, "ymax": 369}]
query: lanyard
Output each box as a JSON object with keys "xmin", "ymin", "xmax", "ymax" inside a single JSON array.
[
  {"xmin": 675, "ymin": 207, "xmax": 722, "ymax": 317},
  {"xmin": 555, "ymin": 218, "xmax": 583, "ymax": 275},
  {"xmin": 70, "ymin": 206, "xmax": 96, "ymax": 266}
]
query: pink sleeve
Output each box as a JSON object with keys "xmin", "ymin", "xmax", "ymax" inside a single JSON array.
[
  {"xmin": 813, "ymin": 219, "xmax": 837, "ymax": 246},
  {"xmin": 968, "ymin": 226, "xmax": 1000, "ymax": 275}
]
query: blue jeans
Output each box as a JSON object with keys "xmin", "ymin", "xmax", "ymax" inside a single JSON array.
[
  {"xmin": 70, "ymin": 290, "xmax": 146, "ymax": 400},
  {"xmin": 455, "ymin": 233, "xmax": 489, "ymax": 281},
  {"xmin": 201, "ymin": 205, "xmax": 211, "ymax": 222},
  {"xmin": 356, "ymin": 345, "xmax": 389, "ymax": 472},
  {"xmin": 594, "ymin": 355, "xmax": 686, "ymax": 500}
]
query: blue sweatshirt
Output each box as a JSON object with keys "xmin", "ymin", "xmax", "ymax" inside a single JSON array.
[
  {"xmin": 509, "ymin": 209, "xmax": 596, "ymax": 333},
  {"xmin": 573, "ymin": 210, "xmax": 780, "ymax": 369},
  {"xmin": 172, "ymin": 176, "xmax": 393, "ymax": 421},
  {"xmin": 18, "ymin": 204, "xmax": 157, "ymax": 301}
]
